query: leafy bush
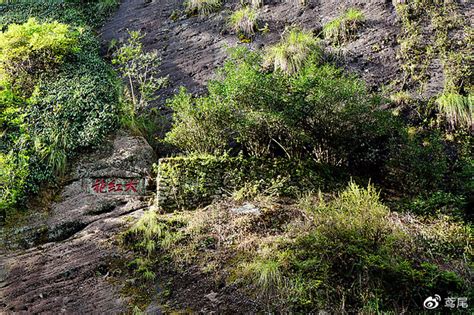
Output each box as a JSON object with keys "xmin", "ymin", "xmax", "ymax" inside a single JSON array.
[
  {"xmin": 387, "ymin": 129, "xmax": 449, "ymax": 196},
  {"xmin": 402, "ymin": 191, "xmax": 467, "ymax": 219},
  {"xmin": 264, "ymin": 28, "xmax": 320, "ymax": 74},
  {"xmin": 112, "ymin": 31, "xmax": 167, "ymax": 120},
  {"xmin": 185, "ymin": 0, "xmax": 221, "ymax": 15},
  {"xmin": 29, "ymin": 53, "xmax": 120, "ymax": 151},
  {"xmin": 0, "ymin": 18, "xmax": 120, "ymax": 216},
  {"xmin": 323, "ymin": 8, "xmax": 365, "ymax": 45},
  {"xmin": 166, "ymin": 47, "xmax": 398, "ymax": 176},
  {"xmin": 229, "ymin": 7, "xmax": 259, "ymax": 37},
  {"xmin": 0, "ymin": 18, "xmax": 80, "ymax": 95},
  {"xmin": 0, "ymin": 149, "xmax": 30, "ymax": 214},
  {"xmin": 0, "ymin": 0, "xmax": 119, "ymax": 28}
]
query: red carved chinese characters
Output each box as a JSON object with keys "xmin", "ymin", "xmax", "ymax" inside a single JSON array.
[
  {"xmin": 92, "ymin": 179, "xmax": 106, "ymax": 193},
  {"xmin": 125, "ymin": 179, "xmax": 138, "ymax": 193},
  {"xmin": 90, "ymin": 178, "xmax": 142, "ymax": 194}
]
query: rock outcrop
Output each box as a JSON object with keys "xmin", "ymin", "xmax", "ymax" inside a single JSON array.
[{"xmin": 0, "ymin": 132, "xmax": 155, "ymax": 313}]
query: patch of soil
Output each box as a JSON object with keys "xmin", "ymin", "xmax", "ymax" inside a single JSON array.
[{"xmin": 155, "ymin": 264, "xmax": 262, "ymax": 313}]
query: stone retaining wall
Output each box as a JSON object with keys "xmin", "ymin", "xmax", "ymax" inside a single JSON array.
[{"xmin": 155, "ymin": 155, "xmax": 327, "ymax": 211}]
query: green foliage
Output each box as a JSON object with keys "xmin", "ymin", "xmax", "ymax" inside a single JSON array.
[
  {"xmin": 29, "ymin": 48, "xmax": 120, "ymax": 151},
  {"xmin": 323, "ymin": 8, "xmax": 365, "ymax": 45},
  {"xmin": 185, "ymin": 0, "xmax": 221, "ymax": 15},
  {"xmin": 112, "ymin": 31, "xmax": 167, "ymax": 114},
  {"xmin": 237, "ymin": 183, "xmax": 471, "ymax": 312},
  {"xmin": 0, "ymin": 0, "xmax": 119, "ymax": 28},
  {"xmin": 387, "ymin": 129, "xmax": 449, "ymax": 196},
  {"xmin": 0, "ymin": 150, "xmax": 29, "ymax": 213},
  {"xmin": 0, "ymin": 17, "xmax": 120, "ymax": 216},
  {"xmin": 229, "ymin": 7, "xmax": 259, "ymax": 37},
  {"xmin": 166, "ymin": 47, "xmax": 398, "ymax": 176},
  {"xmin": 264, "ymin": 28, "xmax": 320, "ymax": 74},
  {"xmin": 436, "ymin": 93, "xmax": 473, "ymax": 130},
  {"xmin": 402, "ymin": 191, "xmax": 467, "ymax": 219},
  {"xmin": 0, "ymin": 18, "xmax": 80, "ymax": 95},
  {"xmin": 164, "ymin": 87, "xmax": 235, "ymax": 155},
  {"xmin": 239, "ymin": 256, "xmax": 283, "ymax": 296},
  {"xmin": 156, "ymin": 154, "xmax": 327, "ymax": 211}
]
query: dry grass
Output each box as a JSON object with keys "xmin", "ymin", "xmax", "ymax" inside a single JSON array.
[
  {"xmin": 185, "ymin": 0, "xmax": 221, "ymax": 15},
  {"xmin": 229, "ymin": 7, "xmax": 259, "ymax": 37},
  {"xmin": 323, "ymin": 8, "xmax": 365, "ymax": 45},
  {"xmin": 264, "ymin": 28, "xmax": 320, "ymax": 74}
]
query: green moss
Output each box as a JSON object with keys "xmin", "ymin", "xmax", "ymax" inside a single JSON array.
[{"xmin": 155, "ymin": 155, "xmax": 329, "ymax": 211}]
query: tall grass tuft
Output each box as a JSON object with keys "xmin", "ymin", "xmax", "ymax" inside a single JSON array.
[
  {"xmin": 323, "ymin": 8, "xmax": 365, "ymax": 45},
  {"xmin": 251, "ymin": 0, "xmax": 263, "ymax": 8},
  {"xmin": 229, "ymin": 7, "xmax": 259, "ymax": 37},
  {"xmin": 186, "ymin": 0, "xmax": 221, "ymax": 15},
  {"xmin": 436, "ymin": 93, "xmax": 473, "ymax": 130},
  {"xmin": 264, "ymin": 28, "xmax": 320, "ymax": 74}
]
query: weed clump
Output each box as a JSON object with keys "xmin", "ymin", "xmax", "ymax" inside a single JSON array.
[
  {"xmin": 264, "ymin": 28, "xmax": 320, "ymax": 74},
  {"xmin": 185, "ymin": 0, "xmax": 221, "ymax": 15},
  {"xmin": 323, "ymin": 8, "xmax": 365, "ymax": 45},
  {"xmin": 229, "ymin": 7, "xmax": 259, "ymax": 38},
  {"xmin": 436, "ymin": 93, "xmax": 473, "ymax": 130}
]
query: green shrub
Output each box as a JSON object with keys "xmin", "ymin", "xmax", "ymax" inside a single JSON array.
[
  {"xmin": 166, "ymin": 47, "xmax": 398, "ymax": 176},
  {"xmin": 0, "ymin": 18, "xmax": 80, "ymax": 95},
  {"xmin": 112, "ymin": 30, "xmax": 167, "ymax": 123},
  {"xmin": 402, "ymin": 191, "xmax": 467, "ymax": 219},
  {"xmin": 0, "ymin": 18, "xmax": 120, "ymax": 216},
  {"xmin": 0, "ymin": 0, "xmax": 118, "ymax": 28},
  {"xmin": 387, "ymin": 129, "xmax": 449, "ymax": 196},
  {"xmin": 238, "ymin": 183, "xmax": 471, "ymax": 312},
  {"xmin": 323, "ymin": 8, "xmax": 365, "ymax": 45},
  {"xmin": 29, "ymin": 50, "xmax": 120, "ymax": 151},
  {"xmin": 0, "ymin": 149, "xmax": 30, "ymax": 215},
  {"xmin": 229, "ymin": 7, "xmax": 259, "ymax": 37},
  {"xmin": 165, "ymin": 88, "xmax": 235, "ymax": 155},
  {"xmin": 0, "ymin": 87, "xmax": 26, "ymax": 149},
  {"xmin": 264, "ymin": 28, "xmax": 320, "ymax": 74},
  {"xmin": 185, "ymin": 0, "xmax": 221, "ymax": 15}
]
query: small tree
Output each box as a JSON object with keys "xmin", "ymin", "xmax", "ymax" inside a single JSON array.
[{"xmin": 112, "ymin": 30, "xmax": 167, "ymax": 116}]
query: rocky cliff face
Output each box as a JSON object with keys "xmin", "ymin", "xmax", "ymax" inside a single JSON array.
[
  {"xmin": 101, "ymin": 0, "xmax": 401, "ymax": 98},
  {"xmin": 0, "ymin": 133, "xmax": 155, "ymax": 313}
]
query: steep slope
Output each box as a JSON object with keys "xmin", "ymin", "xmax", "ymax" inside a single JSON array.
[{"xmin": 100, "ymin": 0, "xmax": 402, "ymax": 99}]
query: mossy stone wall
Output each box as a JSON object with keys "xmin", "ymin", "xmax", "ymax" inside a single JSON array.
[{"xmin": 155, "ymin": 155, "xmax": 326, "ymax": 211}]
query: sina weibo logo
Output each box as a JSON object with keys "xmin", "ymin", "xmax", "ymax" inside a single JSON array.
[{"xmin": 423, "ymin": 295, "xmax": 441, "ymax": 309}]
